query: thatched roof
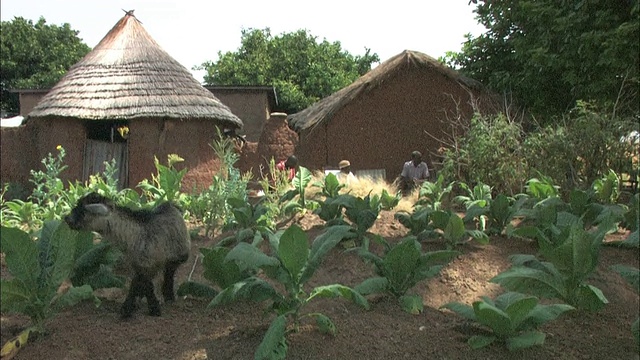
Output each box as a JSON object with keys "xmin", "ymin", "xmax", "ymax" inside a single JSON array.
[
  {"xmin": 287, "ymin": 50, "xmax": 483, "ymax": 132},
  {"xmin": 28, "ymin": 11, "xmax": 243, "ymax": 128}
]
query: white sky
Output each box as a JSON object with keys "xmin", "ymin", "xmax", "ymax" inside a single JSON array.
[{"xmin": 0, "ymin": 0, "xmax": 486, "ymax": 83}]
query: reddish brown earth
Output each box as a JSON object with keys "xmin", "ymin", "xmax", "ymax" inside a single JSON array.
[{"xmin": 1, "ymin": 211, "xmax": 639, "ymax": 360}]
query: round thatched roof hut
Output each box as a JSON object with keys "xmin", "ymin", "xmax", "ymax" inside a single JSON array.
[
  {"xmin": 22, "ymin": 10, "xmax": 243, "ymax": 190},
  {"xmin": 28, "ymin": 10, "xmax": 242, "ymax": 127}
]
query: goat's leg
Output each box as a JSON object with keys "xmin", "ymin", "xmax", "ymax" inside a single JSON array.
[
  {"xmin": 139, "ymin": 275, "xmax": 161, "ymax": 316},
  {"xmin": 162, "ymin": 257, "xmax": 186, "ymax": 302},
  {"xmin": 121, "ymin": 274, "xmax": 144, "ymax": 318}
]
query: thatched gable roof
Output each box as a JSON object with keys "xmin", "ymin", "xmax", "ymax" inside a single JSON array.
[
  {"xmin": 287, "ymin": 50, "xmax": 483, "ymax": 132},
  {"xmin": 28, "ymin": 11, "xmax": 243, "ymax": 128}
]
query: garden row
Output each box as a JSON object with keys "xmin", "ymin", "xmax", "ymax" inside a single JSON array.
[{"xmin": 1, "ymin": 136, "xmax": 638, "ymax": 359}]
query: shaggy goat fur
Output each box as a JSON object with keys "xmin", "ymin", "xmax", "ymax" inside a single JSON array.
[{"xmin": 65, "ymin": 192, "xmax": 190, "ymax": 318}]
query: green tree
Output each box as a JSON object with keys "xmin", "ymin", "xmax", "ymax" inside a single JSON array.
[
  {"xmin": 446, "ymin": 0, "xmax": 639, "ymax": 120},
  {"xmin": 198, "ymin": 28, "xmax": 379, "ymax": 115},
  {"xmin": 0, "ymin": 17, "xmax": 91, "ymax": 114}
]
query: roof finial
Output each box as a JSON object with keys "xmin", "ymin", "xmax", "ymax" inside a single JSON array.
[{"xmin": 121, "ymin": 9, "xmax": 141, "ymax": 24}]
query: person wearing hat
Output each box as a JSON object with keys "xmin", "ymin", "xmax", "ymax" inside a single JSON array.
[
  {"xmin": 398, "ymin": 151, "xmax": 429, "ymax": 195},
  {"xmin": 338, "ymin": 160, "xmax": 357, "ymax": 184}
]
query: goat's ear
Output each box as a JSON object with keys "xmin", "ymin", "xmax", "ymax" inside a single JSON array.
[{"xmin": 84, "ymin": 203, "xmax": 110, "ymax": 216}]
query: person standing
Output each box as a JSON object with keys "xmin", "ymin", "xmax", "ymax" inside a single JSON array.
[{"xmin": 398, "ymin": 151, "xmax": 429, "ymax": 195}]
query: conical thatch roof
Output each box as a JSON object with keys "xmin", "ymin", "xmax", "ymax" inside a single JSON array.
[
  {"xmin": 288, "ymin": 50, "xmax": 483, "ymax": 132},
  {"xmin": 28, "ymin": 11, "xmax": 243, "ymax": 128}
]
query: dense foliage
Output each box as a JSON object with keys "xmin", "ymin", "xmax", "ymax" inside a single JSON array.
[
  {"xmin": 446, "ymin": 0, "xmax": 639, "ymax": 119},
  {"xmin": 198, "ymin": 28, "xmax": 379, "ymax": 115},
  {"xmin": 438, "ymin": 103, "xmax": 638, "ymax": 195},
  {"xmin": 0, "ymin": 17, "xmax": 91, "ymax": 115}
]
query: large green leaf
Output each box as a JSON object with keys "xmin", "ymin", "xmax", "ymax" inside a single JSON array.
[
  {"xmin": 503, "ymin": 295, "xmax": 538, "ymax": 329},
  {"xmin": 208, "ymin": 277, "xmax": 279, "ymax": 308},
  {"xmin": 309, "ymin": 313, "xmax": 336, "ymax": 336},
  {"xmin": 254, "ymin": 314, "xmax": 287, "ymax": 360},
  {"xmin": 505, "ymin": 331, "xmax": 546, "ymax": 351},
  {"xmin": 473, "ymin": 301, "xmax": 513, "ymax": 337},
  {"xmin": 490, "ymin": 194, "xmax": 512, "ymax": 229},
  {"xmin": 42, "ymin": 220, "xmax": 78, "ymax": 293},
  {"xmin": 308, "ymin": 284, "xmax": 369, "ymax": 310},
  {"xmin": 0, "ymin": 226, "xmax": 40, "ymax": 290},
  {"xmin": 508, "ymin": 226, "xmax": 547, "ymax": 243},
  {"xmin": 522, "ymin": 303, "xmax": 574, "ymax": 329},
  {"xmin": 490, "ymin": 266, "xmax": 565, "ymax": 300},
  {"xmin": 226, "ymin": 242, "xmax": 280, "ymax": 271},
  {"xmin": 81, "ymin": 264, "xmax": 126, "ymax": 290},
  {"xmin": 430, "ymin": 210, "xmax": 451, "ymax": 230},
  {"xmin": 291, "ymin": 166, "xmax": 313, "ymax": 193},
  {"xmin": 278, "ymin": 225, "xmax": 309, "ymax": 282},
  {"xmin": 53, "ymin": 284, "xmax": 98, "ymax": 309},
  {"xmin": 572, "ymin": 284, "xmax": 608, "ymax": 311},
  {"xmin": 201, "ymin": 247, "xmax": 246, "ymax": 289},
  {"xmin": 300, "ymin": 225, "xmax": 354, "ymax": 284},
  {"xmin": 550, "ymin": 224, "xmax": 598, "ymax": 280},
  {"xmin": 0, "ymin": 279, "xmax": 31, "ymax": 314},
  {"xmin": 468, "ymin": 335, "xmax": 496, "ymax": 349},
  {"xmin": 440, "ymin": 301, "xmax": 477, "ymax": 321},
  {"xmin": 73, "ymin": 242, "xmax": 112, "ymax": 275},
  {"xmin": 399, "ymin": 294, "xmax": 423, "ymax": 314},
  {"xmin": 383, "ymin": 238, "xmax": 421, "ymax": 296},
  {"xmin": 444, "ymin": 214, "xmax": 465, "ymax": 243},
  {"xmin": 354, "ymin": 277, "xmax": 388, "ymax": 296}
]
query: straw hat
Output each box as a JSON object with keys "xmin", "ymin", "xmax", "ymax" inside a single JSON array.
[{"xmin": 338, "ymin": 160, "xmax": 351, "ymax": 169}]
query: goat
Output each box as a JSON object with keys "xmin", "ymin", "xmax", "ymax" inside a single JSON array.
[{"xmin": 65, "ymin": 192, "xmax": 190, "ymax": 318}]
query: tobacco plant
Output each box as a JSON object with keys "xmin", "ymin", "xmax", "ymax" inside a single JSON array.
[
  {"xmin": 394, "ymin": 206, "xmax": 434, "ymax": 241},
  {"xmin": 464, "ymin": 193, "xmax": 528, "ymax": 235},
  {"xmin": 1, "ymin": 221, "xmax": 100, "ymax": 334},
  {"xmin": 429, "ymin": 210, "xmax": 490, "ymax": 248},
  {"xmin": 312, "ymin": 173, "xmax": 348, "ymax": 225},
  {"xmin": 341, "ymin": 192, "xmax": 385, "ymax": 249},
  {"xmin": 416, "ymin": 174, "xmax": 455, "ymax": 210},
  {"xmin": 355, "ymin": 236, "xmax": 458, "ymax": 314},
  {"xmin": 441, "ymin": 292, "xmax": 574, "ymax": 351},
  {"xmin": 137, "ymin": 154, "xmax": 188, "ymax": 207},
  {"xmin": 217, "ymin": 196, "xmax": 276, "ymax": 247},
  {"xmin": 280, "ymin": 166, "xmax": 319, "ymax": 215},
  {"xmin": 177, "ymin": 246, "xmax": 253, "ymax": 300},
  {"xmin": 492, "ymin": 221, "xmax": 609, "ymax": 311},
  {"xmin": 207, "ymin": 225, "xmax": 368, "ymax": 359}
]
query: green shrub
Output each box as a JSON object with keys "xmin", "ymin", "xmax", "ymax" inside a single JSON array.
[
  {"xmin": 441, "ymin": 292, "xmax": 574, "ymax": 351},
  {"xmin": 1, "ymin": 221, "xmax": 100, "ymax": 333},
  {"xmin": 493, "ymin": 222, "xmax": 609, "ymax": 311},
  {"xmin": 355, "ymin": 236, "xmax": 458, "ymax": 314}
]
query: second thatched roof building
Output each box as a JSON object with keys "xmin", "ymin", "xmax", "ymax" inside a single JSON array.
[{"xmin": 288, "ymin": 50, "xmax": 496, "ymax": 180}]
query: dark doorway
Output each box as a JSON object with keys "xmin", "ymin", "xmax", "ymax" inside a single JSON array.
[{"xmin": 83, "ymin": 121, "xmax": 129, "ymax": 188}]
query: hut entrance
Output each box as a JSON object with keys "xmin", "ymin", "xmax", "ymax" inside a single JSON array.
[{"xmin": 83, "ymin": 121, "xmax": 129, "ymax": 188}]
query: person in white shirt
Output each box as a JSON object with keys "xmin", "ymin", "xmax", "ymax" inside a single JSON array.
[
  {"xmin": 398, "ymin": 151, "xmax": 429, "ymax": 195},
  {"xmin": 338, "ymin": 160, "xmax": 358, "ymax": 185}
]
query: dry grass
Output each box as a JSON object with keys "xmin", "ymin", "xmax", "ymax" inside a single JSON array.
[{"xmin": 307, "ymin": 171, "xmax": 419, "ymax": 213}]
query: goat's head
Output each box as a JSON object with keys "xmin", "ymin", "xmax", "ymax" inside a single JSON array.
[{"xmin": 65, "ymin": 192, "xmax": 114, "ymax": 231}]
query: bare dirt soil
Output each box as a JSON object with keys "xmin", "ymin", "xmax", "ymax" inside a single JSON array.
[{"xmin": 1, "ymin": 211, "xmax": 639, "ymax": 360}]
